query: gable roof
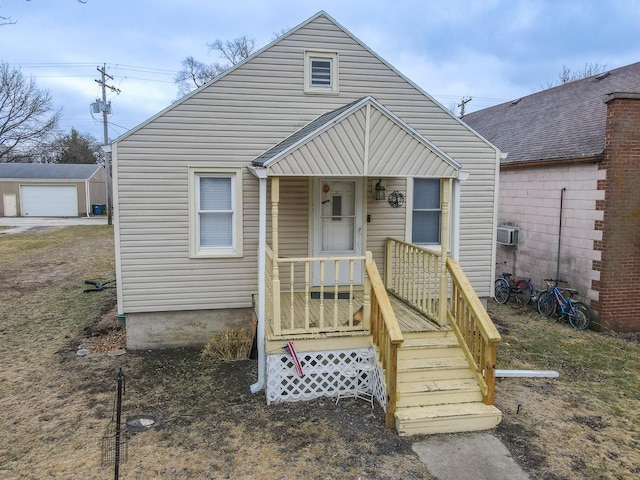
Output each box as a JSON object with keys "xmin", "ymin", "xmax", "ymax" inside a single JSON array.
[
  {"xmin": 253, "ymin": 96, "xmax": 461, "ymax": 177},
  {"xmin": 0, "ymin": 163, "xmax": 101, "ymax": 180},
  {"xmin": 114, "ymin": 11, "xmax": 493, "ymax": 151},
  {"xmin": 463, "ymin": 61, "xmax": 640, "ymax": 165}
]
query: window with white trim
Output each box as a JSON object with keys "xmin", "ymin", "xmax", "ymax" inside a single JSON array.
[
  {"xmin": 304, "ymin": 51, "xmax": 339, "ymax": 94},
  {"xmin": 412, "ymin": 179, "xmax": 441, "ymax": 244},
  {"xmin": 189, "ymin": 168, "xmax": 243, "ymax": 257}
]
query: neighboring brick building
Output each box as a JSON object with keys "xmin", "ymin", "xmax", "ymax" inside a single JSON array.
[{"xmin": 464, "ymin": 62, "xmax": 640, "ymax": 332}]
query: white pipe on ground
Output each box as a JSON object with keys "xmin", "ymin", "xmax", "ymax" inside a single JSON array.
[{"xmin": 496, "ymin": 370, "xmax": 559, "ymax": 378}]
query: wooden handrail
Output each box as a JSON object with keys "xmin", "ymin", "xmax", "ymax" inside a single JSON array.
[
  {"xmin": 446, "ymin": 257, "xmax": 500, "ymax": 404},
  {"xmin": 365, "ymin": 252, "xmax": 403, "ymax": 428}
]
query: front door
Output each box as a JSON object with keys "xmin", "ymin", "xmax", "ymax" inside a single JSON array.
[{"xmin": 312, "ymin": 178, "xmax": 364, "ymax": 286}]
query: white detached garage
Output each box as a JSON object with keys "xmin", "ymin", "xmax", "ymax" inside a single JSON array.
[{"xmin": 0, "ymin": 163, "xmax": 107, "ymax": 217}]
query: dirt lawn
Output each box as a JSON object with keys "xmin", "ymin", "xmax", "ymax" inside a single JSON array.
[{"xmin": 1, "ymin": 226, "xmax": 638, "ymax": 479}]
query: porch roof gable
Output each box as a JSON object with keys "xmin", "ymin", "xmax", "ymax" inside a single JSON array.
[{"xmin": 252, "ymin": 96, "xmax": 461, "ymax": 177}]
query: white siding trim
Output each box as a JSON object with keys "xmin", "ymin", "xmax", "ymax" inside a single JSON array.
[{"xmin": 112, "ymin": 142, "xmax": 125, "ymax": 315}]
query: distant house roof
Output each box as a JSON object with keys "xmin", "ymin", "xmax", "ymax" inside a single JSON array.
[
  {"xmin": 0, "ymin": 163, "xmax": 101, "ymax": 180},
  {"xmin": 463, "ymin": 61, "xmax": 640, "ymax": 165}
]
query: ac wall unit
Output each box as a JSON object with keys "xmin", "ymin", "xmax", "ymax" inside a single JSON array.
[{"xmin": 497, "ymin": 225, "xmax": 519, "ymax": 246}]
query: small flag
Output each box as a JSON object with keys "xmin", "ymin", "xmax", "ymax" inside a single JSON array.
[{"xmin": 283, "ymin": 341, "xmax": 304, "ymax": 377}]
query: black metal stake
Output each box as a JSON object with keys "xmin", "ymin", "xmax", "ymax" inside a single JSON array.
[{"xmin": 114, "ymin": 368, "xmax": 124, "ymax": 480}]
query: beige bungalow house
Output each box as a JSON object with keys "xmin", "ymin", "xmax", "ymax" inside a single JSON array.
[{"xmin": 112, "ymin": 11, "xmax": 502, "ymax": 435}]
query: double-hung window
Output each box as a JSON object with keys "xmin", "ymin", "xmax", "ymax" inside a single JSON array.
[
  {"xmin": 304, "ymin": 51, "xmax": 339, "ymax": 94},
  {"xmin": 190, "ymin": 168, "xmax": 243, "ymax": 257},
  {"xmin": 412, "ymin": 178, "xmax": 441, "ymax": 244}
]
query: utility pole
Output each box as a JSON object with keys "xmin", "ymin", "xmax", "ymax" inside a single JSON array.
[
  {"xmin": 458, "ymin": 96, "xmax": 472, "ymax": 117},
  {"xmin": 95, "ymin": 64, "xmax": 120, "ymax": 226}
]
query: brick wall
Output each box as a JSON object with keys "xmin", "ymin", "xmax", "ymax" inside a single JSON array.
[{"xmin": 592, "ymin": 93, "xmax": 640, "ymax": 332}]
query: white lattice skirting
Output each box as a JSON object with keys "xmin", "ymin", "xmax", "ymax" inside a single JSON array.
[{"xmin": 266, "ymin": 347, "xmax": 387, "ymax": 410}]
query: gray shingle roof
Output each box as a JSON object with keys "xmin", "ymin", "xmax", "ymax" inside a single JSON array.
[
  {"xmin": 463, "ymin": 62, "xmax": 640, "ymax": 165},
  {"xmin": 0, "ymin": 163, "xmax": 101, "ymax": 180}
]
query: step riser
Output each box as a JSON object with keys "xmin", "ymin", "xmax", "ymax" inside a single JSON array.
[
  {"xmin": 398, "ymin": 347, "xmax": 464, "ymax": 360},
  {"xmin": 396, "ymin": 390, "xmax": 482, "ymax": 408},
  {"xmin": 396, "ymin": 412, "xmax": 502, "ymax": 436},
  {"xmin": 402, "ymin": 331, "xmax": 455, "ymax": 341},
  {"xmin": 397, "ymin": 368, "xmax": 475, "ymax": 382}
]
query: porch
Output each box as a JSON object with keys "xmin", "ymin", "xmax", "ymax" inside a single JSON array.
[
  {"xmin": 247, "ymin": 97, "xmax": 501, "ymax": 435},
  {"xmin": 260, "ymin": 232, "xmax": 501, "ymax": 435}
]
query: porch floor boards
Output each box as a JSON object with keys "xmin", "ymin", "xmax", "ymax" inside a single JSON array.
[{"xmin": 265, "ymin": 289, "xmax": 444, "ymax": 339}]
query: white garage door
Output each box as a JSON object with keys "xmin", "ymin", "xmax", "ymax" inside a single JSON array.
[{"xmin": 20, "ymin": 185, "xmax": 78, "ymax": 217}]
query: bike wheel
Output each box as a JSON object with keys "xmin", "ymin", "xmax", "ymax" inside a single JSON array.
[
  {"xmin": 514, "ymin": 280, "xmax": 533, "ymax": 305},
  {"xmin": 569, "ymin": 302, "xmax": 591, "ymax": 330},
  {"xmin": 494, "ymin": 278, "xmax": 510, "ymax": 304},
  {"xmin": 537, "ymin": 290, "xmax": 557, "ymax": 317}
]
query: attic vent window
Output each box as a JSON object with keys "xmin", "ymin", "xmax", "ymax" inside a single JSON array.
[
  {"xmin": 304, "ymin": 51, "xmax": 339, "ymax": 94},
  {"xmin": 595, "ymin": 71, "xmax": 610, "ymax": 80},
  {"xmin": 311, "ymin": 58, "xmax": 332, "ymax": 87},
  {"xmin": 511, "ymin": 98, "xmax": 522, "ymax": 105}
]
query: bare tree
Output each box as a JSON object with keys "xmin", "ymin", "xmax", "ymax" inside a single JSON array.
[
  {"xmin": 208, "ymin": 36, "xmax": 255, "ymax": 66},
  {"xmin": 0, "ymin": 63, "xmax": 60, "ymax": 161},
  {"xmin": 175, "ymin": 36, "xmax": 256, "ymax": 96},
  {"xmin": 543, "ymin": 62, "xmax": 608, "ymax": 89},
  {"xmin": 2, "ymin": 1, "xmax": 87, "ymax": 26},
  {"xmin": 174, "ymin": 57, "xmax": 228, "ymax": 97}
]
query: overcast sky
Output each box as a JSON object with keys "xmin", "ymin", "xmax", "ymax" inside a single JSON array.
[{"xmin": 3, "ymin": 0, "xmax": 639, "ymax": 142}]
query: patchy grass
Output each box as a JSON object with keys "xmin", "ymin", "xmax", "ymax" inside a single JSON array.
[
  {"xmin": 0, "ymin": 226, "xmax": 431, "ymax": 480},
  {"xmin": 489, "ymin": 302, "xmax": 640, "ymax": 480},
  {"xmin": 1, "ymin": 225, "xmax": 638, "ymax": 479}
]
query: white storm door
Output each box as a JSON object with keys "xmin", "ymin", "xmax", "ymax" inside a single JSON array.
[{"xmin": 312, "ymin": 178, "xmax": 364, "ymax": 286}]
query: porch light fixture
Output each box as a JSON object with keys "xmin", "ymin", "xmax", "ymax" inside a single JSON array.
[{"xmin": 375, "ymin": 179, "xmax": 386, "ymax": 200}]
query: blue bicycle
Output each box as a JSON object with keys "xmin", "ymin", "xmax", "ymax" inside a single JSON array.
[{"xmin": 536, "ymin": 279, "xmax": 591, "ymax": 330}]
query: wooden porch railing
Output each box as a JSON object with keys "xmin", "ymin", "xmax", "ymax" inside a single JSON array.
[
  {"xmin": 385, "ymin": 238, "xmax": 442, "ymax": 322},
  {"xmin": 446, "ymin": 257, "xmax": 501, "ymax": 404},
  {"xmin": 385, "ymin": 237, "xmax": 501, "ymax": 405},
  {"xmin": 265, "ymin": 245, "xmax": 367, "ymax": 336},
  {"xmin": 365, "ymin": 252, "xmax": 404, "ymax": 429}
]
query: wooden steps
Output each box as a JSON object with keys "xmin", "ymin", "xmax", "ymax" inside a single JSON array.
[{"xmin": 392, "ymin": 330, "xmax": 501, "ymax": 436}]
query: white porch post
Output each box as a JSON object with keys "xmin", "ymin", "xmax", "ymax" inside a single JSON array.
[
  {"xmin": 438, "ymin": 178, "xmax": 451, "ymax": 326},
  {"xmin": 271, "ymin": 177, "xmax": 282, "ymax": 336},
  {"xmin": 250, "ymin": 168, "xmax": 268, "ymax": 394}
]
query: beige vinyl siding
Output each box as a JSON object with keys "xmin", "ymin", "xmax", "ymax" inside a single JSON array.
[
  {"xmin": 270, "ymin": 109, "xmax": 366, "ymax": 176},
  {"xmin": 366, "ymin": 177, "xmax": 407, "ymax": 272},
  {"xmin": 367, "ymin": 107, "xmax": 458, "ymax": 178},
  {"xmin": 116, "ymin": 14, "xmax": 497, "ymax": 312}
]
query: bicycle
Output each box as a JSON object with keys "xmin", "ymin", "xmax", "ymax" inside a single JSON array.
[
  {"xmin": 494, "ymin": 272, "xmax": 534, "ymax": 305},
  {"xmin": 536, "ymin": 279, "xmax": 591, "ymax": 330}
]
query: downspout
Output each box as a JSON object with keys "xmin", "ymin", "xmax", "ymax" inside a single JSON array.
[
  {"xmin": 250, "ymin": 167, "xmax": 267, "ymax": 393},
  {"xmin": 556, "ymin": 187, "xmax": 566, "ymax": 280},
  {"xmin": 85, "ymin": 179, "xmax": 90, "ymax": 218}
]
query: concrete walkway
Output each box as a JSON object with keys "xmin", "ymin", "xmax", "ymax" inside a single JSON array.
[
  {"xmin": 412, "ymin": 432, "xmax": 530, "ymax": 480},
  {"xmin": 0, "ymin": 216, "xmax": 108, "ymax": 234}
]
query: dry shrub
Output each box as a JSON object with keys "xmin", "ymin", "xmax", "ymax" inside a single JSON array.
[{"xmin": 201, "ymin": 328, "xmax": 252, "ymax": 361}]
